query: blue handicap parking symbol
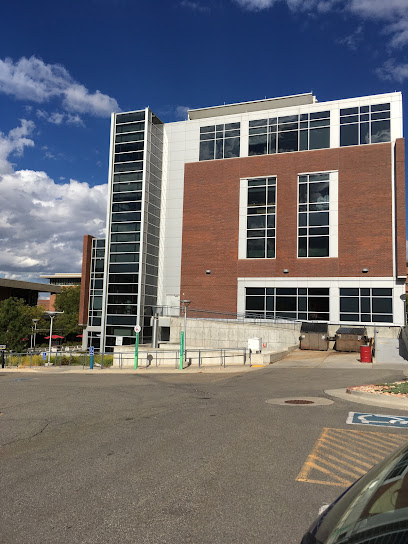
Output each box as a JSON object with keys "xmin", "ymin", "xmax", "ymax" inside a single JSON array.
[
  {"xmin": 347, "ymin": 412, "xmax": 408, "ymax": 428},
  {"xmin": 42, "ymin": 352, "xmax": 47, "ymax": 361},
  {"xmin": 89, "ymin": 346, "xmax": 95, "ymax": 355}
]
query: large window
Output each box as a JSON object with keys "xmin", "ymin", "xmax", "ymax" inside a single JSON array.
[
  {"xmin": 298, "ymin": 173, "xmax": 330, "ymax": 258},
  {"xmin": 340, "ymin": 288, "xmax": 393, "ymax": 323},
  {"xmin": 245, "ymin": 287, "xmax": 329, "ymax": 321},
  {"xmin": 340, "ymin": 103, "xmax": 390, "ymax": 147},
  {"xmin": 246, "ymin": 177, "xmax": 276, "ymax": 258},
  {"xmin": 248, "ymin": 110, "xmax": 330, "ymax": 156},
  {"xmin": 199, "ymin": 123, "xmax": 240, "ymax": 161}
]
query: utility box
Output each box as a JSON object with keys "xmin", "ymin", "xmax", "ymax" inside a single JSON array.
[
  {"xmin": 335, "ymin": 327, "xmax": 367, "ymax": 352},
  {"xmin": 248, "ymin": 337, "xmax": 262, "ymax": 353},
  {"xmin": 299, "ymin": 323, "xmax": 329, "ymax": 351}
]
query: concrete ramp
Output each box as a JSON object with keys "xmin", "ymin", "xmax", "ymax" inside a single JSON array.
[{"xmin": 375, "ymin": 337, "xmax": 408, "ymax": 365}]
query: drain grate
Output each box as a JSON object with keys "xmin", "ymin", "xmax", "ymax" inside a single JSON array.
[{"xmin": 285, "ymin": 399, "xmax": 314, "ymax": 405}]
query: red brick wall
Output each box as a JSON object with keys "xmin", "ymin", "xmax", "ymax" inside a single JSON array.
[
  {"xmin": 78, "ymin": 235, "xmax": 94, "ymax": 325},
  {"xmin": 181, "ymin": 143, "xmax": 400, "ymax": 314},
  {"xmin": 395, "ymin": 139, "xmax": 406, "ymax": 278},
  {"xmin": 38, "ymin": 299, "xmax": 50, "ymax": 311}
]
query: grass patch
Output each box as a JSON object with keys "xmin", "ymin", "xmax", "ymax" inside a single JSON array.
[{"xmin": 6, "ymin": 353, "xmax": 113, "ymax": 368}]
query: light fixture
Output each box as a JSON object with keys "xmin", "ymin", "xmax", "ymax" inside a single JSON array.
[
  {"xmin": 206, "ymin": 270, "xmax": 211, "ymax": 275},
  {"xmin": 283, "ymin": 269, "xmax": 289, "ymax": 274},
  {"xmin": 362, "ymin": 268, "xmax": 369, "ymax": 273}
]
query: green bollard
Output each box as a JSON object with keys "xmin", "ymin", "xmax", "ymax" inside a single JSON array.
[
  {"xmin": 179, "ymin": 331, "xmax": 184, "ymax": 370},
  {"xmin": 134, "ymin": 332, "xmax": 139, "ymax": 369}
]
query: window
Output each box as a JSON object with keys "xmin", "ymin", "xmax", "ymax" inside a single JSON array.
[
  {"xmin": 246, "ymin": 177, "xmax": 276, "ymax": 258},
  {"xmin": 298, "ymin": 173, "xmax": 330, "ymax": 258},
  {"xmin": 340, "ymin": 288, "xmax": 393, "ymax": 323},
  {"xmin": 199, "ymin": 123, "xmax": 240, "ymax": 161},
  {"xmin": 248, "ymin": 111, "xmax": 330, "ymax": 156},
  {"xmin": 245, "ymin": 287, "xmax": 329, "ymax": 321},
  {"xmin": 116, "ymin": 111, "xmax": 145, "ymax": 124},
  {"xmin": 340, "ymin": 103, "xmax": 390, "ymax": 147}
]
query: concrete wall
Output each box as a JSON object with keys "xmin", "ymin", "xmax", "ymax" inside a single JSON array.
[
  {"xmin": 168, "ymin": 316, "xmax": 301, "ymax": 350},
  {"xmin": 399, "ymin": 326, "xmax": 408, "ymax": 359}
]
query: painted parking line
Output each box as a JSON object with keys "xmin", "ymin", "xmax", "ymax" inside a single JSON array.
[
  {"xmin": 347, "ymin": 412, "xmax": 408, "ymax": 428},
  {"xmin": 296, "ymin": 427, "xmax": 407, "ymax": 487}
]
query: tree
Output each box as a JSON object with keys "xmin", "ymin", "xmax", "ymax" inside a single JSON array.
[
  {"xmin": 53, "ymin": 285, "xmax": 82, "ymax": 337},
  {"xmin": 0, "ymin": 298, "xmax": 44, "ymax": 352}
]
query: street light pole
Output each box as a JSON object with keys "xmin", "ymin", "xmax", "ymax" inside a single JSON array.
[
  {"xmin": 45, "ymin": 311, "xmax": 64, "ymax": 364},
  {"xmin": 32, "ymin": 319, "xmax": 39, "ymax": 351}
]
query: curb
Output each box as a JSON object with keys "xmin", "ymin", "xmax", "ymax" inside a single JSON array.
[
  {"xmin": 0, "ymin": 365, "xmax": 256, "ymax": 375},
  {"xmin": 345, "ymin": 387, "xmax": 408, "ymax": 407},
  {"xmin": 325, "ymin": 388, "xmax": 408, "ymax": 409}
]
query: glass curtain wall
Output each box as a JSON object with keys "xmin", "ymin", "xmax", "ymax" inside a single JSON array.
[
  {"xmin": 87, "ymin": 238, "xmax": 105, "ymax": 350},
  {"xmin": 102, "ymin": 109, "xmax": 163, "ymax": 351}
]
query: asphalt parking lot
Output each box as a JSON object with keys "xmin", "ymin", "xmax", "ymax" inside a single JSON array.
[{"xmin": 1, "ymin": 360, "xmax": 408, "ymax": 544}]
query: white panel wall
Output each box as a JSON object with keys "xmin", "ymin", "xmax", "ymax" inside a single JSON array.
[{"xmin": 237, "ymin": 277, "xmax": 406, "ymax": 326}]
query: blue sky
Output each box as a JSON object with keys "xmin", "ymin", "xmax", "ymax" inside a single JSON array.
[{"xmin": 0, "ymin": 0, "xmax": 406, "ymax": 279}]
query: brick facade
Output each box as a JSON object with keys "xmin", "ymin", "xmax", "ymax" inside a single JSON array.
[{"xmin": 181, "ymin": 142, "xmax": 403, "ymax": 314}]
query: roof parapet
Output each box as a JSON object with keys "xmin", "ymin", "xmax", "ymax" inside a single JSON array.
[{"xmin": 188, "ymin": 92, "xmax": 316, "ymax": 120}]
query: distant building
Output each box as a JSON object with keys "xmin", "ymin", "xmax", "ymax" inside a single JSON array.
[
  {"xmin": 39, "ymin": 273, "xmax": 82, "ymax": 311},
  {"xmin": 0, "ymin": 277, "xmax": 61, "ymax": 306}
]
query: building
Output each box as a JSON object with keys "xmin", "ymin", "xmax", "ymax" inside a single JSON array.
[
  {"xmin": 81, "ymin": 91, "xmax": 406, "ymax": 352},
  {"xmin": 0, "ymin": 277, "xmax": 61, "ymax": 306},
  {"xmin": 39, "ymin": 273, "xmax": 82, "ymax": 311}
]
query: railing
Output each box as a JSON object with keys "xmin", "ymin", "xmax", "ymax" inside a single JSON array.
[
  {"xmin": 2, "ymin": 348, "xmax": 251, "ymax": 369},
  {"xmin": 152, "ymin": 305, "xmax": 301, "ymax": 329},
  {"xmin": 116, "ymin": 348, "xmax": 249, "ymax": 368}
]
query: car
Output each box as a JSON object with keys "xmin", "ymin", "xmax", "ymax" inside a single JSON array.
[{"xmin": 300, "ymin": 440, "xmax": 408, "ymax": 543}]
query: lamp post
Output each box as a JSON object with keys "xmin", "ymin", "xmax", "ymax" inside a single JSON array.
[
  {"xmin": 32, "ymin": 319, "xmax": 39, "ymax": 351},
  {"xmin": 180, "ymin": 300, "xmax": 191, "ymax": 363},
  {"xmin": 45, "ymin": 311, "xmax": 64, "ymax": 364}
]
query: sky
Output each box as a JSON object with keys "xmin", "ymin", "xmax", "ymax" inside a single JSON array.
[{"xmin": 0, "ymin": 0, "xmax": 407, "ymax": 282}]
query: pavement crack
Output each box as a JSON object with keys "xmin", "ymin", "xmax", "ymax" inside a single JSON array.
[{"xmin": 0, "ymin": 419, "xmax": 51, "ymax": 447}]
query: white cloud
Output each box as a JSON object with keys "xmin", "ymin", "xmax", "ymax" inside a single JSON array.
[
  {"xmin": 0, "ymin": 56, "xmax": 120, "ymax": 117},
  {"xmin": 234, "ymin": 0, "xmax": 277, "ymax": 9},
  {"xmin": 66, "ymin": 113, "xmax": 84, "ymax": 127},
  {"xmin": 349, "ymin": 0, "xmax": 408, "ymax": 20},
  {"xmin": 234, "ymin": 0, "xmax": 408, "ymax": 78},
  {"xmin": 0, "ymin": 119, "xmax": 35, "ymax": 175},
  {"xmin": 337, "ymin": 24, "xmax": 364, "ymax": 50},
  {"xmin": 36, "ymin": 109, "xmax": 85, "ymax": 127},
  {"xmin": 175, "ymin": 105, "xmax": 190, "ymax": 120},
  {"xmin": 0, "ymin": 121, "xmax": 107, "ymax": 277},
  {"xmin": 180, "ymin": 0, "xmax": 210, "ymax": 11},
  {"xmin": 376, "ymin": 59, "xmax": 408, "ymax": 82}
]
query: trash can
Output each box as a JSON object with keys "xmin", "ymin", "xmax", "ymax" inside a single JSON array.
[
  {"xmin": 360, "ymin": 345, "xmax": 372, "ymax": 363},
  {"xmin": 335, "ymin": 327, "xmax": 367, "ymax": 352},
  {"xmin": 299, "ymin": 323, "xmax": 329, "ymax": 351}
]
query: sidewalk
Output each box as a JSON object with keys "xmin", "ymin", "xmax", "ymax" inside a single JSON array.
[
  {"xmin": 0, "ymin": 364, "xmax": 257, "ymax": 374},
  {"xmin": 271, "ymin": 349, "xmax": 408, "ymax": 372}
]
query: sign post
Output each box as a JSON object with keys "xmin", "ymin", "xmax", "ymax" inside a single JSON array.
[
  {"xmin": 134, "ymin": 325, "xmax": 141, "ymax": 369},
  {"xmin": 179, "ymin": 331, "xmax": 184, "ymax": 370},
  {"xmin": 89, "ymin": 346, "xmax": 95, "ymax": 370}
]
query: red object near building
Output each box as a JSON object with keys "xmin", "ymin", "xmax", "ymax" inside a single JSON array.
[{"xmin": 360, "ymin": 345, "xmax": 372, "ymax": 363}]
